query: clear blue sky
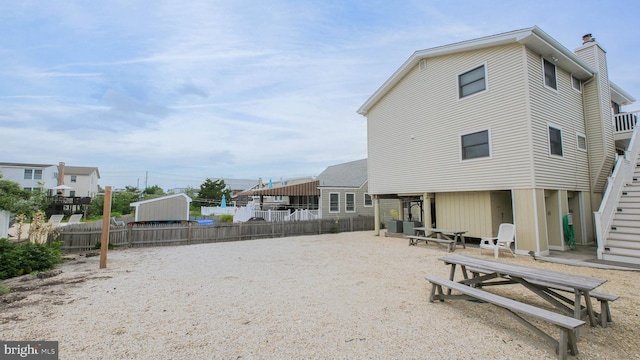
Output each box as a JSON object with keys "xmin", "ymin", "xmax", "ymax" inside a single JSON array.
[{"xmin": 2, "ymin": 1, "xmax": 639, "ymax": 190}]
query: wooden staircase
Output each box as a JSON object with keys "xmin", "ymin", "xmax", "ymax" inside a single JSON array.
[{"xmin": 603, "ymin": 164, "xmax": 640, "ymax": 265}]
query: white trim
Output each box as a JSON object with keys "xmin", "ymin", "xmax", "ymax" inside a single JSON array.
[
  {"xmin": 571, "ymin": 74, "xmax": 582, "ymax": 93},
  {"xmin": 459, "ymin": 127, "xmax": 492, "ymax": 162},
  {"xmin": 542, "ymin": 57, "xmax": 558, "ymax": 93},
  {"xmin": 456, "ymin": 62, "xmax": 488, "ymax": 100},
  {"xmin": 576, "ymin": 132, "xmax": 587, "ymax": 152},
  {"xmin": 329, "ymin": 192, "xmax": 340, "ymax": 213},
  {"xmin": 345, "ymin": 192, "xmax": 356, "ymax": 213},
  {"xmin": 547, "ymin": 123, "xmax": 564, "ymax": 158}
]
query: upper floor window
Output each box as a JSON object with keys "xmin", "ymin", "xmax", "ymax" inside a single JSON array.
[
  {"xmin": 345, "ymin": 193, "xmax": 355, "ymax": 212},
  {"xmin": 329, "ymin": 193, "xmax": 339, "ymax": 213},
  {"xmin": 34, "ymin": 169, "xmax": 42, "ymax": 180},
  {"xmin": 548, "ymin": 124, "xmax": 563, "ymax": 157},
  {"xmin": 458, "ymin": 64, "xmax": 486, "ymax": 98},
  {"xmin": 461, "ymin": 129, "xmax": 491, "ymax": 160},
  {"xmin": 576, "ymin": 133, "xmax": 587, "ymax": 152},
  {"xmin": 364, "ymin": 193, "xmax": 373, "ymax": 207},
  {"xmin": 71, "ymin": 175, "xmax": 77, "ymax": 183},
  {"xmin": 571, "ymin": 75, "xmax": 581, "ymax": 92},
  {"xmin": 24, "ymin": 169, "xmax": 33, "ymax": 179},
  {"xmin": 543, "ymin": 58, "xmax": 557, "ymax": 91}
]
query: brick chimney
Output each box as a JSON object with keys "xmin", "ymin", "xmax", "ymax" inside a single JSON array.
[{"xmin": 57, "ymin": 162, "xmax": 65, "ymax": 195}]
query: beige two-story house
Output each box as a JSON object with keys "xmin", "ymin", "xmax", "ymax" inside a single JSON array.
[{"xmin": 358, "ymin": 26, "xmax": 637, "ymax": 260}]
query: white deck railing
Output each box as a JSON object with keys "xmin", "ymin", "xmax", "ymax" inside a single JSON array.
[
  {"xmin": 595, "ymin": 120, "xmax": 640, "ymax": 259},
  {"xmin": 613, "ymin": 111, "xmax": 639, "ymax": 134},
  {"xmin": 285, "ymin": 209, "xmax": 319, "ymax": 221}
]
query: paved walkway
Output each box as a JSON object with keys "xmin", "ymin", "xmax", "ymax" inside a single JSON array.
[{"xmin": 537, "ymin": 244, "xmax": 640, "ymax": 271}]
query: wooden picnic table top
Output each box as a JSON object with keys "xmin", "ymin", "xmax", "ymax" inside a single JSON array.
[
  {"xmin": 414, "ymin": 227, "xmax": 468, "ymax": 235},
  {"xmin": 439, "ymin": 254, "xmax": 606, "ymax": 292}
]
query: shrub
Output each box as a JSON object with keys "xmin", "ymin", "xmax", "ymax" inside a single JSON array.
[
  {"xmin": 0, "ymin": 239, "xmax": 62, "ymax": 280},
  {"xmin": 0, "ymin": 284, "xmax": 9, "ymax": 296},
  {"xmin": 219, "ymin": 214, "xmax": 233, "ymax": 223}
]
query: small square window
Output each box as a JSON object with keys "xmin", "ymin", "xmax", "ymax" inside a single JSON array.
[
  {"xmin": 571, "ymin": 75, "xmax": 581, "ymax": 92},
  {"xmin": 71, "ymin": 175, "xmax": 77, "ymax": 183},
  {"xmin": 543, "ymin": 59, "xmax": 557, "ymax": 90},
  {"xmin": 548, "ymin": 125, "xmax": 563, "ymax": 156},
  {"xmin": 24, "ymin": 169, "xmax": 33, "ymax": 179},
  {"xmin": 577, "ymin": 133, "xmax": 587, "ymax": 151},
  {"xmin": 458, "ymin": 64, "xmax": 486, "ymax": 98},
  {"xmin": 461, "ymin": 129, "xmax": 491, "ymax": 160}
]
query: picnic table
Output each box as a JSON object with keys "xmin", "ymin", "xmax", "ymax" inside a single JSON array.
[
  {"xmin": 407, "ymin": 227, "xmax": 467, "ymax": 252},
  {"xmin": 439, "ymin": 254, "xmax": 609, "ymax": 328}
]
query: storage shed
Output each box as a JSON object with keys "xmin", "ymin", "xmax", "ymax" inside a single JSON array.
[{"xmin": 130, "ymin": 193, "xmax": 192, "ymax": 222}]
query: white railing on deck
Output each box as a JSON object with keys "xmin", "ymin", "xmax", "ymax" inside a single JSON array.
[
  {"xmin": 613, "ymin": 111, "xmax": 639, "ymax": 133},
  {"xmin": 595, "ymin": 121, "xmax": 640, "ymax": 259},
  {"xmin": 286, "ymin": 209, "xmax": 319, "ymax": 221}
]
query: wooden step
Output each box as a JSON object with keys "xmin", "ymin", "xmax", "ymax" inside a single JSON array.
[
  {"xmin": 608, "ymin": 224, "xmax": 640, "ymax": 235},
  {"xmin": 602, "ymin": 251, "xmax": 640, "ymax": 265},
  {"xmin": 604, "ymin": 246, "xmax": 640, "ymax": 258},
  {"xmin": 607, "ymin": 232, "xmax": 640, "ymax": 242},
  {"xmin": 612, "ymin": 213, "xmax": 640, "ymax": 221},
  {"xmin": 606, "ymin": 239, "xmax": 640, "ymax": 250},
  {"xmin": 615, "ymin": 206, "xmax": 640, "ymax": 214}
]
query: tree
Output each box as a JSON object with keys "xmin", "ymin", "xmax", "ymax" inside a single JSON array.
[
  {"xmin": 143, "ymin": 185, "xmax": 165, "ymax": 196},
  {"xmin": 198, "ymin": 179, "xmax": 231, "ymax": 206},
  {"xmin": 0, "ymin": 179, "xmax": 31, "ymax": 214},
  {"xmin": 87, "ymin": 187, "xmax": 140, "ymax": 217}
]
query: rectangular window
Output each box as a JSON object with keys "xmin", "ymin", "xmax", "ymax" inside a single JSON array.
[
  {"xmin": 571, "ymin": 75, "xmax": 581, "ymax": 92},
  {"xmin": 34, "ymin": 169, "xmax": 42, "ymax": 180},
  {"xmin": 543, "ymin": 59, "xmax": 557, "ymax": 90},
  {"xmin": 576, "ymin": 133, "xmax": 587, "ymax": 151},
  {"xmin": 24, "ymin": 169, "xmax": 33, "ymax": 179},
  {"xmin": 329, "ymin": 193, "xmax": 339, "ymax": 213},
  {"xmin": 345, "ymin": 193, "xmax": 355, "ymax": 212},
  {"xmin": 548, "ymin": 125, "xmax": 563, "ymax": 156},
  {"xmin": 364, "ymin": 193, "xmax": 373, "ymax": 207},
  {"xmin": 70, "ymin": 191, "xmax": 76, "ymax": 197},
  {"xmin": 71, "ymin": 175, "xmax": 77, "ymax": 183},
  {"xmin": 458, "ymin": 64, "xmax": 486, "ymax": 98},
  {"xmin": 461, "ymin": 129, "xmax": 491, "ymax": 160}
]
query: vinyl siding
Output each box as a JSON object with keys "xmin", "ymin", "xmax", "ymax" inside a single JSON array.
[
  {"xmin": 575, "ymin": 43, "xmax": 615, "ymax": 192},
  {"xmin": 526, "ymin": 49, "xmax": 591, "ymax": 190},
  {"xmin": 319, "ymin": 184, "xmax": 375, "ymax": 219},
  {"xmin": 512, "ymin": 188, "xmax": 547, "ymax": 253},
  {"xmin": 367, "ymin": 43, "xmax": 532, "ymax": 195},
  {"xmin": 136, "ymin": 197, "xmax": 189, "ymax": 221},
  {"xmin": 436, "ymin": 191, "xmax": 493, "ymax": 237}
]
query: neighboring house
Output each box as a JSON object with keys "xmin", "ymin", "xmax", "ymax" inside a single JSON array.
[
  {"xmin": 63, "ymin": 165, "xmax": 100, "ymax": 198},
  {"xmin": 238, "ymin": 178, "xmax": 320, "ymax": 210},
  {"xmin": 0, "ymin": 162, "xmax": 58, "ymax": 191},
  {"xmin": 317, "ymin": 158, "xmax": 398, "ymax": 221},
  {"xmin": 130, "ymin": 193, "xmax": 192, "ymax": 222},
  {"xmin": 358, "ymin": 26, "xmax": 638, "ymax": 262},
  {"xmin": 0, "ymin": 162, "xmax": 100, "ymax": 197}
]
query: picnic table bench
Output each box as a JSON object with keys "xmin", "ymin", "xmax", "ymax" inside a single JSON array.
[
  {"xmin": 463, "ymin": 264, "xmax": 618, "ymax": 328},
  {"xmin": 426, "ymin": 275, "xmax": 584, "ymax": 359},
  {"xmin": 406, "ymin": 227, "xmax": 467, "ymax": 252}
]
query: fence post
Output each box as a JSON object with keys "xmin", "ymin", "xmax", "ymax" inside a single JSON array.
[
  {"xmin": 127, "ymin": 225, "xmax": 133, "ymax": 248},
  {"xmin": 188, "ymin": 222, "xmax": 192, "ymax": 245}
]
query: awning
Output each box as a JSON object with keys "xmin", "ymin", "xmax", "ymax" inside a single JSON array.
[{"xmin": 238, "ymin": 180, "xmax": 320, "ymax": 196}]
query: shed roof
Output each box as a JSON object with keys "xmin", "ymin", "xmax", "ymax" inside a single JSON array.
[
  {"xmin": 317, "ymin": 159, "xmax": 368, "ymax": 188},
  {"xmin": 130, "ymin": 193, "xmax": 192, "ymax": 207}
]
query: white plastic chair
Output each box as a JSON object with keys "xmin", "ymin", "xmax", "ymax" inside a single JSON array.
[{"xmin": 480, "ymin": 223, "xmax": 516, "ymax": 259}]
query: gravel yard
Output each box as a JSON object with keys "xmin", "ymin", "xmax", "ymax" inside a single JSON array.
[{"xmin": 1, "ymin": 231, "xmax": 639, "ymax": 359}]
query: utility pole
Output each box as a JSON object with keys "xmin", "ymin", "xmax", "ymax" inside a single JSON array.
[{"xmin": 145, "ymin": 171, "xmax": 148, "ymax": 190}]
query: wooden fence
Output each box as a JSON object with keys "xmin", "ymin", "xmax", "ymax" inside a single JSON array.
[{"xmin": 55, "ymin": 216, "xmax": 375, "ymax": 253}]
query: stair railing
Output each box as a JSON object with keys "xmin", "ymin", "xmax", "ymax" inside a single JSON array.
[{"xmin": 594, "ymin": 124, "xmax": 640, "ymax": 259}]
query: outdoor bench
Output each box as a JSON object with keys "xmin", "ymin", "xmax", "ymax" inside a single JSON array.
[
  {"xmin": 406, "ymin": 235, "xmax": 455, "ymax": 252},
  {"xmin": 426, "ymin": 275, "xmax": 585, "ymax": 360}
]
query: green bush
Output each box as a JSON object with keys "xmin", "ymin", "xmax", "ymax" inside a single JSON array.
[
  {"xmin": 0, "ymin": 239, "xmax": 63, "ymax": 280},
  {"xmin": 219, "ymin": 214, "xmax": 233, "ymax": 223}
]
